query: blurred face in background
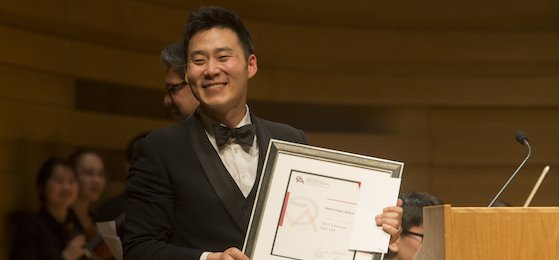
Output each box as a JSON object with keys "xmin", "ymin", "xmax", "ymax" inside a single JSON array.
[
  {"xmin": 42, "ymin": 165, "xmax": 78, "ymax": 210},
  {"xmin": 164, "ymin": 65, "xmax": 199, "ymax": 121},
  {"xmin": 74, "ymin": 153, "xmax": 106, "ymax": 203}
]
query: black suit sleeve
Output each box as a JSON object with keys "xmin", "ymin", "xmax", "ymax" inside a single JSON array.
[
  {"xmin": 123, "ymin": 138, "xmax": 203, "ymax": 260},
  {"xmin": 298, "ymin": 129, "xmax": 309, "ymax": 145}
]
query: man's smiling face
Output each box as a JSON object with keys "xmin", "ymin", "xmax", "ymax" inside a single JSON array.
[{"xmin": 186, "ymin": 27, "xmax": 257, "ymax": 116}]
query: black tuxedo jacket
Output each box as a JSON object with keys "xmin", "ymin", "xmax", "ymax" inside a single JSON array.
[{"xmin": 123, "ymin": 111, "xmax": 308, "ymax": 260}]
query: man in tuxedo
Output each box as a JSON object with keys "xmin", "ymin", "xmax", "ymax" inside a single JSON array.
[{"xmin": 123, "ymin": 6, "xmax": 403, "ymax": 260}]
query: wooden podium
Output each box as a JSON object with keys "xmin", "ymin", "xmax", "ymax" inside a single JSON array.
[{"xmin": 413, "ymin": 205, "xmax": 559, "ymax": 260}]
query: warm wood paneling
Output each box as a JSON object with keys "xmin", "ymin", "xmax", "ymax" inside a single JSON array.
[
  {"xmin": 306, "ymin": 132, "xmax": 430, "ymax": 164},
  {"xmin": 252, "ymin": 25, "xmax": 559, "ymax": 75},
  {"xmin": 431, "ymin": 165, "xmax": 559, "ymax": 207},
  {"xmin": 0, "ymin": 99, "xmax": 171, "ymax": 149},
  {"xmin": 0, "ymin": 25, "xmax": 164, "ymax": 89},
  {"xmin": 154, "ymin": 0, "xmax": 559, "ymax": 31},
  {"xmin": 430, "ymin": 109, "xmax": 559, "ymax": 165},
  {"xmin": 0, "ymin": 65, "xmax": 74, "ymax": 108},
  {"xmin": 249, "ymin": 70, "xmax": 559, "ymax": 106},
  {"xmin": 0, "ymin": 0, "xmax": 186, "ymax": 53}
]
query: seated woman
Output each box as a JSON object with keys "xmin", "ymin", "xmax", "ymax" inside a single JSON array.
[
  {"xmin": 10, "ymin": 157, "xmax": 86, "ymax": 260},
  {"xmin": 68, "ymin": 150, "xmax": 111, "ymax": 259},
  {"xmin": 68, "ymin": 150, "xmax": 107, "ymax": 233}
]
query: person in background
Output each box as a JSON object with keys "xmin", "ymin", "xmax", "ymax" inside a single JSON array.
[
  {"xmin": 68, "ymin": 150, "xmax": 111, "ymax": 259},
  {"xmin": 10, "ymin": 157, "xmax": 86, "ymax": 260},
  {"xmin": 161, "ymin": 42, "xmax": 199, "ymax": 121},
  {"xmin": 386, "ymin": 192, "xmax": 443, "ymax": 260},
  {"xmin": 68, "ymin": 150, "xmax": 106, "ymax": 232}
]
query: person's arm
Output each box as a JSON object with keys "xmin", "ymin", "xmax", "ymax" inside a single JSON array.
[
  {"xmin": 123, "ymin": 138, "xmax": 203, "ymax": 259},
  {"xmin": 298, "ymin": 129, "xmax": 309, "ymax": 145}
]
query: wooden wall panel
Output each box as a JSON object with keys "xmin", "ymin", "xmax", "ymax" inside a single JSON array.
[
  {"xmin": 306, "ymin": 132, "xmax": 430, "ymax": 164},
  {"xmin": 153, "ymin": 0, "xmax": 559, "ymax": 31},
  {"xmin": 0, "ymin": 0, "xmax": 186, "ymax": 53},
  {"xmin": 250, "ymin": 70, "xmax": 559, "ymax": 106},
  {"xmin": 0, "ymin": 25, "xmax": 164, "ymax": 89},
  {"xmin": 431, "ymin": 165, "xmax": 558, "ymax": 207},
  {"xmin": 0, "ymin": 99, "xmax": 171, "ymax": 149},
  {"xmin": 430, "ymin": 109, "xmax": 559, "ymax": 165},
  {"xmin": 0, "ymin": 65, "xmax": 74, "ymax": 108},
  {"xmin": 251, "ymin": 25, "xmax": 559, "ymax": 74}
]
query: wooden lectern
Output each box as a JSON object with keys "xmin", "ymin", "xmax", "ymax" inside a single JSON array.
[{"xmin": 414, "ymin": 205, "xmax": 559, "ymax": 260}]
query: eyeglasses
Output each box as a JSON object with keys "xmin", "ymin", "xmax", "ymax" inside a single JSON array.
[
  {"xmin": 402, "ymin": 230, "xmax": 424, "ymax": 243},
  {"xmin": 165, "ymin": 81, "xmax": 188, "ymax": 96}
]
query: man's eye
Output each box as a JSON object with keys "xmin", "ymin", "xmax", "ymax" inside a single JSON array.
[{"xmin": 166, "ymin": 82, "xmax": 187, "ymax": 95}]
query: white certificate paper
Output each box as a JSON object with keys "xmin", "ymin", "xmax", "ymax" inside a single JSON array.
[
  {"xmin": 349, "ymin": 175, "xmax": 402, "ymax": 253},
  {"xmin": 271, "ymin": 171, "xmax": 360, "ymax": 260},
  {"xmin": 243, "ymin": 140, "xmax": 404, "ymax": 260}
]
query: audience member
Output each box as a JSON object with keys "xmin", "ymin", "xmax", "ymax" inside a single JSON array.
[
  {"xmin": 68, "ymin": 150, "xmax": 111, "ymax": 259},
  {"xmin": 68, "ymin": 150, "xmax": 106, "ymax": 231},
  {"xmin": 386, "ymin": 192, "xmax": 443, "ymax": 260},
  {"xmin": 161, "ymin": 42, "xmax": 199, "ymax": 121},
  {"xmin": 10, "ymin": 157, "xmax": 86, "ymax": 260},
  {"xmin": 123, "ymin": 6, "xmax": 403, "ymax": 260}
]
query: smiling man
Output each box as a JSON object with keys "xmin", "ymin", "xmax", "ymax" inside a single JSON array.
[{"xmin": 123, "ymin": 6, "xmax": 401, "ymax": 260}]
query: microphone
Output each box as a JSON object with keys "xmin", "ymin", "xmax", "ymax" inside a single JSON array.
[
  {"xmin": 488, "ymin": 130, "xmax": 532, "ymax": 207},
  {"xmin": 515, "ymin": 130, "xmax": 529, "ymax": 145}
]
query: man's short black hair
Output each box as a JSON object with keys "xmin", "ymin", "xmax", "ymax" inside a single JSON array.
[
  {"xmin": 182, "ymin": 6, "xmax": 254, "ymax": 60},
  {"xmin": 400, "ymin": 192, "xmax": 443, "ymax": 232}
]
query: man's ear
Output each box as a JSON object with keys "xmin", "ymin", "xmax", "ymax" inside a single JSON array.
[{"xmin": 247, "ymin": 54, "xmax": 258, "ymax": 79}]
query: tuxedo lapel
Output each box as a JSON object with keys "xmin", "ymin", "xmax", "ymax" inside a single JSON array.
[
  {"xmin": 252, "ymin": 115, "xmax": 272, "ymax": 181},
  {"xmin": 186, "ymin": 113, "xmax": 246, "ymax": 230}
]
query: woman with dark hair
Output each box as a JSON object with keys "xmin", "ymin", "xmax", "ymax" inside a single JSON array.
[
  {"xmin": 68, "ymin": 150, "xmax": 112, "ymax": 259},
  {"xmin": 68, "ymin": 150, "xmax": 106, "ymax": 234},
  {"xmin": 10, "ymin": 157, "xmax": 86, "ymax": 260}
]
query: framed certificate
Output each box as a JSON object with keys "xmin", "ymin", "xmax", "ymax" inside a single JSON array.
[{"xmin": 243, "ymin": 140, "xmax": 403, "ymax": 260}]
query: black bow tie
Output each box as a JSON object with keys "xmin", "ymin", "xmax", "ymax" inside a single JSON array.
[{"xmin": 214, "ymin": 124, "xmax": 256, "ymax": 147}]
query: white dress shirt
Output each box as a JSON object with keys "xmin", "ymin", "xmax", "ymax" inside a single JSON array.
[
  {"xmin": 198, "ymin": 106, "xmax": 259, "ymax": 260},
  {"xmin": 199, "ymin": 106, "xmax": 259, "ymax": 197}
]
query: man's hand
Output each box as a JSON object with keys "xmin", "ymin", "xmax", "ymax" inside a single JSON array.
[
  {"xmin": 375, "ymin": 198, "xmax": 403, "ymax": 244},
  {"xmin": 207, "ymin": 247, "xmax": 249, "ymax": 260}
]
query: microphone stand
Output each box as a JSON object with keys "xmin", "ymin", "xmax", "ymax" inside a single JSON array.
[{"xmin": 488, "ymin": 141, "xmax": 531, "ymax": 207}]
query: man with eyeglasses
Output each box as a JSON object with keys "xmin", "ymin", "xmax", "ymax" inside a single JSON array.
[
  {"xmin": 161, "ymin": 42, "xmax": 199, "ymax": 121},
  {"xmin": 386, "ymin": 192, "xmax": 442, "ymax": 260}
]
